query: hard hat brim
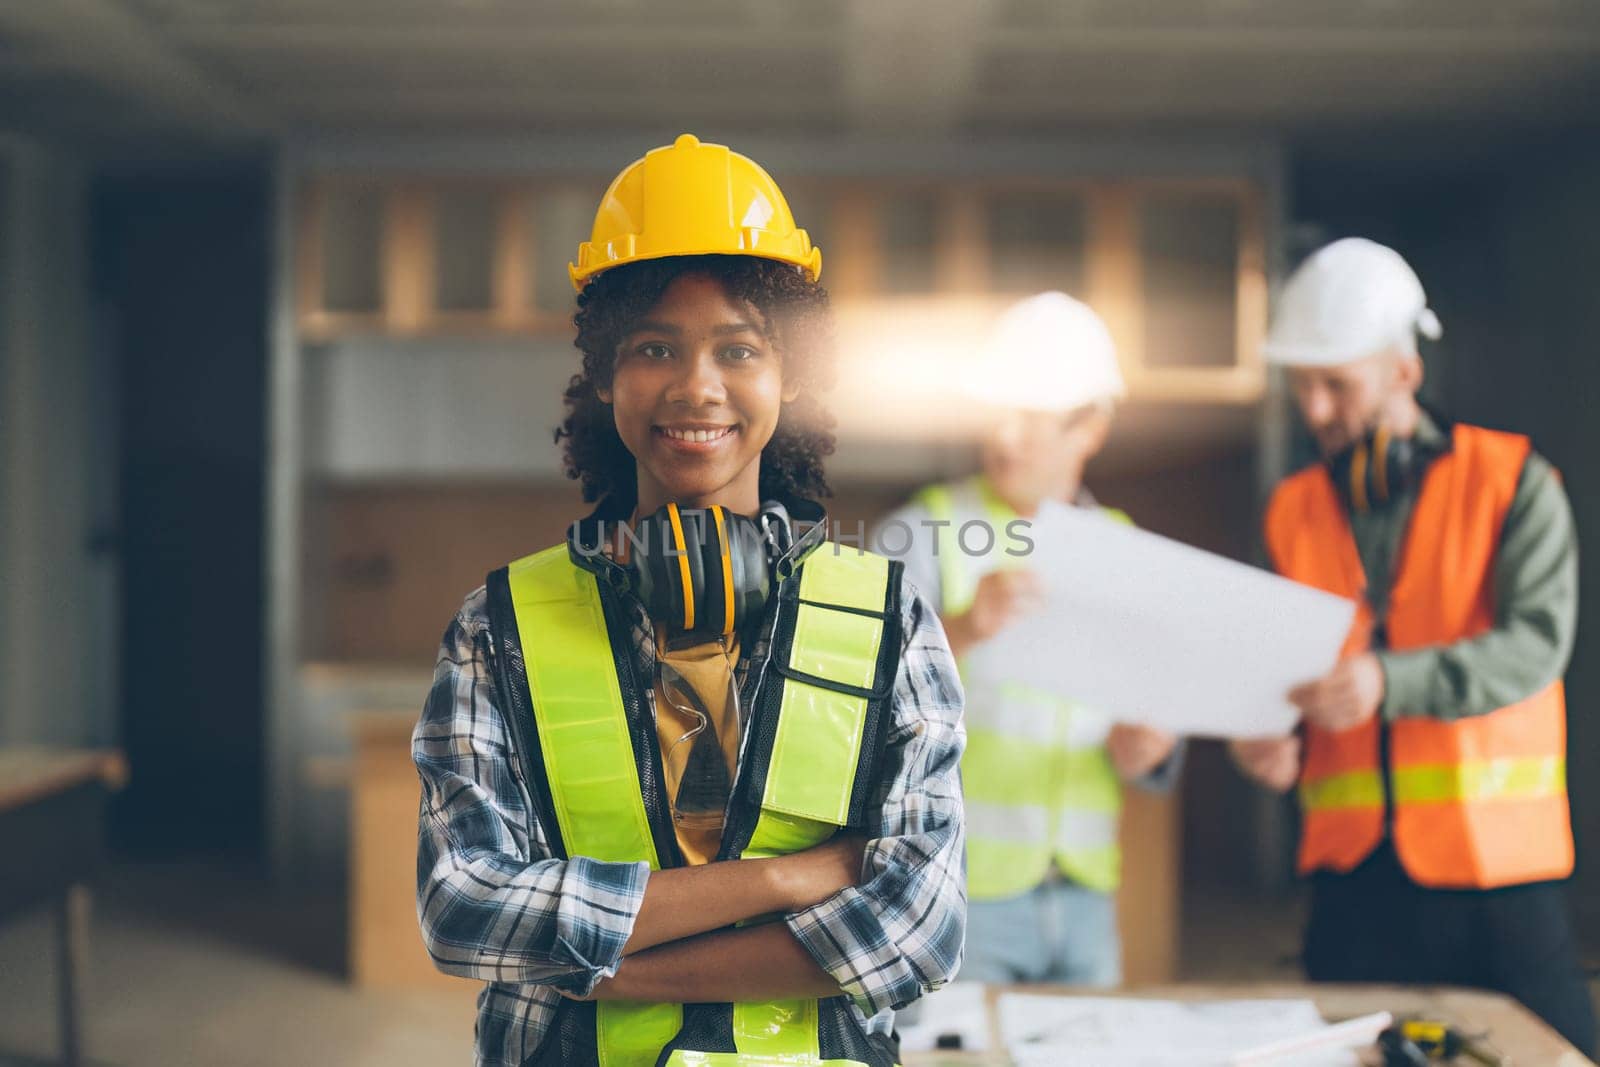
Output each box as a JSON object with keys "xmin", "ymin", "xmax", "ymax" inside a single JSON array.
[
  {"xmin": 569, "ymin": 246, "xmax": 822, "ymax": 292},
  {"xmin": 1261, "ymin": 339, "xmax": 1419, "ymax": 368}
]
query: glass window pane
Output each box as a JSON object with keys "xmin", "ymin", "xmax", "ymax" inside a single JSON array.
[
  {"xmin": 881, "ymin": 192, "xmax": 938, "ymax": 294},
  {"xmin": 986, "ymin": 191, "xmax": 1087, "ymax": 295},
  {"xmin": 320, "ymin": 184, "xmax": 384, "ymax": 313},
  {"xmin": 434, "ymin": 188, "xmax": 497, "ymax": 313},
  {"xmin": 1140, "ymin": 192, "xmax": 1239, "ymax": 369},
  {"xmin": 532, "ymin": 187, "xmax": 598, "ymax": 316}
]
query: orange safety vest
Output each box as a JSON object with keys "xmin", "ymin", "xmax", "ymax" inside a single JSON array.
[{"xmin": 1265, "ymin": 422, "xmax": 1572, "ymax": 889}]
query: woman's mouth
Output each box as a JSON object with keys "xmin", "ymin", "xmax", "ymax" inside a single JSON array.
[{"xmin": 656, "ymin": 425, "xmax": 737, "ymax": 446}]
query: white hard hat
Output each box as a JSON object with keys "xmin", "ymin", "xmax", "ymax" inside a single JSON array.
[
  {"xmin": 1263, "ymin": 238, "xmax": 1443, "ymax": 368},
  {"xmin": 968, "ymin": 291, "xmax": 1126, "ymax": 413}
]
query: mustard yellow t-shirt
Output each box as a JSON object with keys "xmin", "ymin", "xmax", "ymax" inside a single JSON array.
[{"xmin": 653, "ymin": 632, "xmax": 741, "ymax": 865}]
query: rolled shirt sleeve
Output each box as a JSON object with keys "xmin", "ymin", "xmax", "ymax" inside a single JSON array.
[
  {"xmin": 1377, "ymin": 451, "xmax": 1579, "ymax": 721},
  {"xmin": 784, "ymin": 576, "xmax": 968, "ymax": 1015},
  {"xmin": 413, "ymin": 588, "xmax": 649, "ymax": 994}
]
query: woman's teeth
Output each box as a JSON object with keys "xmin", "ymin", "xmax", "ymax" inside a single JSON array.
[{"xmin": 662, "ymin": 427, "xmax": 733, "ymax": 442}]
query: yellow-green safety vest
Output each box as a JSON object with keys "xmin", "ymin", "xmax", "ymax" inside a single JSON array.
[
  {"xmin": 915, "ymin": 477, "xmax": 1125, "ymax": 898},
  {"xmin": 493, "ymin": 540, "xmax": 902, "ymax": 1067}
]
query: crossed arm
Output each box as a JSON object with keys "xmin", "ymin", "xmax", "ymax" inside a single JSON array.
[{"xmin": 583, "ymin": 839, "xmax": 864, "ymax": 1002}]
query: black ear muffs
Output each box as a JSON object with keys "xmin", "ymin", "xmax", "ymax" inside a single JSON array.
[
  {"xmin": 1328, "ymin": 423, "xmax": 1443, "ymax": 514},
  {"xmin": 628, "ymin": 503, "xmax": 773, "ymax": 638}
]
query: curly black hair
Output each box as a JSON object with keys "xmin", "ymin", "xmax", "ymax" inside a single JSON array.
[{"xmin": 555, "ymin": 254, "xmax": 836, "ymax": 508}]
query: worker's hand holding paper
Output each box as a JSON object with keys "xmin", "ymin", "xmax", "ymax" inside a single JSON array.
[{"xmin": 959, "ymin": 502, "xmax": 1356, "ymax": 739}]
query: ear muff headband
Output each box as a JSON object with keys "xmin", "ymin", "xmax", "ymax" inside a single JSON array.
[
  {"xmin": 1371, "ymin": 423, "xmax": 1391, "ymax": 502},
  {"xmin": 1329, "ymin": 421, "xmax": 1445, "ymax": 515},
  {"xmin": 666, "ymin": 502, "xmax": 695, "ymax": 631},
  {"xmin": 629, "ymin": 503, "xmax": 775, "ymax": 638},
  {"xmin": 711, "ymin": 505, "xmax": 736, "ymax": 637},
  {"xmin": 1349, "ymin": 440, "xmax": 1371, "ymax": 513}
]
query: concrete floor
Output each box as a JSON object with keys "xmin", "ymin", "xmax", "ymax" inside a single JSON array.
[{"xmin": 0, "ymin": 859, "xmax": 475, "ymax": 1067}]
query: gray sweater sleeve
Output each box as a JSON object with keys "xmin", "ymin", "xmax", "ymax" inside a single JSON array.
[{"xmin": 1378, "ymin": 451, "xmax": 1580, "ymax": 721}]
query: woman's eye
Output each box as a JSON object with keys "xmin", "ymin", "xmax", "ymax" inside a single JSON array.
[
  {"xmin": 638, "ymin": 343, "xmax": 672, "ymax": 360},
  {"xmin": 724, "ymin": 344, "xmax": 758, "ymax": 361}
]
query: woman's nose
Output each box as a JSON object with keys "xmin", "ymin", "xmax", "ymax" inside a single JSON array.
[{"xmin": 666, "ymin": 350, "xmax": 727, "ymax": 407}]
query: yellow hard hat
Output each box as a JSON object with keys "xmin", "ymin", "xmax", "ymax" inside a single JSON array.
[{"xmin": 568, "ymin": 133, "xmax": 822, "ymax": 290}]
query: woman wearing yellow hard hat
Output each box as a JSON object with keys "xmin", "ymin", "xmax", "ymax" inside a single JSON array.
[{"xmin": 414, "ymin": 133, "xmax": 966, "ymax": 1067}]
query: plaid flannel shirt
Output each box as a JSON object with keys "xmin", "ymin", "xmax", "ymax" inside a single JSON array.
[{"xmin": 413, "ymin": 556, "xmax": 967, "ymax": 1067}]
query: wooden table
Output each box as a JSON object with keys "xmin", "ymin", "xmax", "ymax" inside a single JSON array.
[
  {"xmin": 904, "ymin": 982, "xmax": 1595, "ymax": 1065},
  {"xmin": 0, "ymin": 747, "xmax": 128, "ymax": 1067}
]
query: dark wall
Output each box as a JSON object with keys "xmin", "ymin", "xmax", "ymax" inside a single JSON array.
[
  {"xmin": 1291, "ymin": 139, "xmax": 1600, "ymax": 941},
  {"xmin": 94, "ymin": 168, "xmax": 269, "ymax": 855}
]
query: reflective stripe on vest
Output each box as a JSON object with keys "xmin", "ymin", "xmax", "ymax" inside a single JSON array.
[
  {"xmin": 1302, "ymin": 756, "xmax": 1568, "ymax": 811},
  {"xmin": 1266, "ymin": 423, "xmax": 1573, "ymax": 889},
  {"xmin": 509, "ymin": 543, "xmax": 890, "ymax": 1066},
  {"xmin": 507, "ymin": 546, "xmax": 681, "ymax": 1066},
  {"xmin": 916, "ymin": 478, "xmax": 1124, "ymax": 898},
  {"xmin": 965, "ymin": 801, "xmax": 1118, "ymax": 851}
]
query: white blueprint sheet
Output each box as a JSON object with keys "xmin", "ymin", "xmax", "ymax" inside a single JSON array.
[{"xmin": 960, "ymin": 502, "xmax": 1357, "ymax": 739}]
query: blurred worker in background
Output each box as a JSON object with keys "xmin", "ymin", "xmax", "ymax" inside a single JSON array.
[
  {"xmin": 877, "ymin": 291, "xmax": 1182, "ymax": 987},
  {"xmin": 1233, "ymin": 238, "xmax": 1594, "ymax": 1053}
]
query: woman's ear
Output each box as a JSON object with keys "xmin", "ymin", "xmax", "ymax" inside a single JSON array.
[
  {"xmin": 595, "ymin": 383, "xmax": 613, "ymax": 404},
  {"xmin": 781, "ymin": 380, "xmax": 801, "ymax": 404}
]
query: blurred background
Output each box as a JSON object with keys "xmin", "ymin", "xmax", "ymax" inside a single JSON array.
[{"xmin": 1, "ymin": 1, "xmax": 1598, "ymax": 1063}]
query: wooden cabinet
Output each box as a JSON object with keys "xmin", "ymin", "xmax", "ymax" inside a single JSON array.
[
  {"xmin": 1118, "ymin": 783, "xmax": 1181, "ymax": 984},
  {"xmin": 295, "ymin": 174, "xmax": 1267, "ymax": 403},
  {"xmin": 297, "ymin": 178, "xmax": 593, "ymax": 339}
]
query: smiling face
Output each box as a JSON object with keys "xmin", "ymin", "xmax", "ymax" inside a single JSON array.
[{"xmin": 596, "ymin": 273, "xmax": 796, "ymax": 516}]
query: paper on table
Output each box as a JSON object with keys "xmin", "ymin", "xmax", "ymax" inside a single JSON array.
[
  {"xmin": 960, "ymin": 502, "xmax": 1356, "ymax": 739},
  {"xmin": 997, "ymin": 994, "xmax": 1361, "ymax": 1067}
]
